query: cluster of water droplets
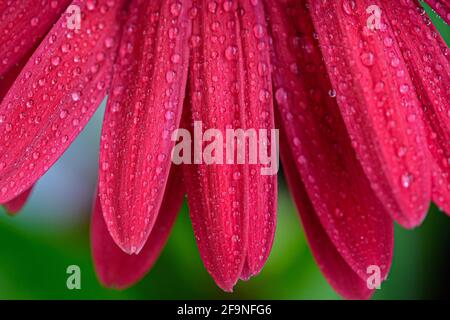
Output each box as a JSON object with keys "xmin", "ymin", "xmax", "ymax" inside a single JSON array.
[
  {"xmin": 0, "ymin": 1, "xmax": 120, "ymax": 201},
  {"xmin": 0, "ymin": 1, "xmax": 70, "ymax": 74},
  {"xmin": 97, "ymin": 1, "xmax": 194, "ymax": 254},
  {"xmin": 183, "ymin": 0, "xmax": 276, "ymax": 287},
  {"xmin": 306, "ymin": 1, "xmax": 435, "ymax": 227}
]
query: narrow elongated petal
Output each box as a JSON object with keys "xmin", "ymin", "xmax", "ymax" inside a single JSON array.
[
  {"xmin": 280, "ymin": 140, "xmax": 375, "ymax": 300},
  {"xmin": 0, "ymin": 0, "xmax": 71, "ymax": 76},
  {"xmin": 2, "ymin": 187, "xmax": 33, "ymax": 214},
  {"xmin": 0, "ymin": 0, "xmax": 124, "ymax": 202},
  {"xmin": 0, "ymin": 53, "xmax": 37, "ymax": 215},
  {"xmin": 307, "ymin": 0, "xmax": 431, "ymax": 228},
  {"xmin": 237, "ymin": 0, "xmax": 277, "ymax": 281},
  {"xmin": 381, "ymin": 0, "xmax": 450, "ymax": 215},
  {"xmin": 184, "ymin": 0, "xmax": 277, "ymax": 290},
  {"xmin": 424, "ymin": 0, "xmax": 450, "ymax": 24},
  {"xmin": 266, "ymin": 0, "xmax": 393, "ymax": 283},
  {"xmin": 92, "ymin": 166, "xmax": 184, "ymax": 289},
  {"xmin": 98, "ymin": 0, "xmax": 191, "ymax": 254}
]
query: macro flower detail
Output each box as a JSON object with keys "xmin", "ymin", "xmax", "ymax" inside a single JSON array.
[{"xmin": 0, "ymin": 0, "xmax": 448, "ymax": 299}]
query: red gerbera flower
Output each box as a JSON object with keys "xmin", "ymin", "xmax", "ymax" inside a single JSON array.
[{"xmin": 0, "ymin": 0, "xmax": 448, "ymax": 299}]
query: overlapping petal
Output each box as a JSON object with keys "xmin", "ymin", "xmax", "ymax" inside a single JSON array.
[
  {"xmin": 0, "ymin": 0, "xmax": 71, "ymax": 76},
  {"xmin": 98, "ymin": 0, "xmax": 191, "ymax": 254},
  {"xmin": 0, "ymin": 37, "xmax": 38, "ymax": 216},
  {"xmin": 280, "ymin": 139, "xmax": 374, "ymax": 300},
  {"xmin": 307, "ymin": 0, "xmax": 431, "ymax": 228},
  {"xmin": 266, "ymin": 0, "xmax": 393, "ymax": 287},
  {"xmin": 381, "ymin": 0, "xmax": 450, "ymax": 215},
  {"xmin": 92, "ymin": 166, "xmax": 184, "ymax": 289},
  {"xmin": 184, "ymin": 0, "xmax": 277, "ymax": 291},
  {"xmin": 0, "ymin": 0, "xmax": 124, "ymax": 203},
  {"xmin": 237, "ymin": 0, "xmax": 277, "ymax": 282}
]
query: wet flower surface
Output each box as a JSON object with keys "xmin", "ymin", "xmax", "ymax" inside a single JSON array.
[{"xmin": 0, "ymin": 0, "xmax": 449, "ymax": 299}]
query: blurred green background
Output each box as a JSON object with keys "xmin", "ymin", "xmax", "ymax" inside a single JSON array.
[{"xmin": 0, "ymin": 3, "xmax": 449, "ymax": 300}]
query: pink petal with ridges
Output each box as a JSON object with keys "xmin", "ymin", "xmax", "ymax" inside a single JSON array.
[
  {"xmin": 92, "ymin": 166, "xmax": 184, "ymax": 289},
  {"xmin": 98, "ymin": 0, "xmax": 191, "ymax": 254},
  {"xmin": 266, "ymin": 0, "xmax": 393, "ymax": 283},
  {"xmin": 381, "ymin": 0, "xmax": 450, "ymax": 216},
  {"xmin": 280, "ymin": 139, "xmax": 376, "ymax": 300},
  {"xmin": 0, "ymin": 0, "xmax": 71, "ymax": 76},
  {"xmin": 237, "ymin": 0, "xmax": 277, "ymax": 282},
  {"xmin": 0, "ymin": 0, "xmax": 124, "ymax": 202},
  {"xmin": 307, "ymin": 0, "xmax": 431, "ymax": 228},
  {"xmin": 0, "ymin": 48, "xmax": 38, "ymax": 216},
  {"xmin": 184, "ymin": 0, "xmax": 277, "ymax": 291}
]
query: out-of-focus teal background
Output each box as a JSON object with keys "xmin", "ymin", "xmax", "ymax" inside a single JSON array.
[{"xmin": 0, "ymin": 4, "xmax": 449, "ymax": 300}]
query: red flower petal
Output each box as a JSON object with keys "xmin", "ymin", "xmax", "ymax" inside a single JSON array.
[
  {"xmin": 0, "ymin": 0, "xmax": 71, "ymax": 76},
  {"xmin": 98, "ymin": 0, "xmax": 191, "ymax": 254},
  {"xmin": 307, "ymin": 0, "xmax": 431, "ymax": 228},
  {"xmin": 380, "ymin": 0, "xmax": 450, "ymax": 215},
  {"xmin": 237, "ymin": 0, "xmax": 277, "ymax": 282},
  {"xmin": 280, "ymin": 140, "xmax": 376, "ymax": 300},
  {"xmin": 184, "ymin": 0, "xmax": 277, "ymax": 291},
  {"xmin": 267, "ymin": 0, "xmax": 393, "ymax": 284},
  {"xmin": 2, "ymin": 186, "xmax": 33, "ymax": 214},
  {"xmin": 424, "ymin": 0, "xmax": 450, "ymax": 24},
  {"xmin": 0, "ymin": 0, "xmax": 124, "ymax": 202},
  {"xmin": 0, "ymin": 52, "xmax": 39, "ymax": 215},
  {"xmin": 92, "ymin": 165, "xmax": 184, "ymax": 289}
]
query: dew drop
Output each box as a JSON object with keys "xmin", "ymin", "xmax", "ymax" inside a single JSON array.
[
  {"xmin": 360, "ymin": 51, "xmax": 375, "ymax": 67},
  {"xmin": 401, "ymin": 172, "xmax": 413, "ymax": 188},
  {"xmin": 225, "ymin": 46, "xmax": 238, "ymax": 60},
  {"xmin": 71, "ymin": 91, "xmax": 81, "ymax": 101},
  {"xmin": 51, "ymin": 56, "xmax": 61, "ymax": 66},
  {"xmin": 30, "ymin": 17, "xmax": 40, "ymax": 27},
  {"xmin": 59, "ymin": 109, "xmax": 68, "ymax": 119},
  {"xmin": 399, "ymin": 84, "xmax": 410, "ymax": 94},
  {"xmin": 253, "ymin": 24, "xmax": 265, "ymax": 39},
  {"xmin": 275, "ymin": 88, "xmax": 287, "ymax": 104},
  {"xmin": 170, "ymin": 2, "xmax": 182, "ymax": 17},
  {"xmin": 166, "ymin": 70, "xmax": 176, "ymax": 83}
]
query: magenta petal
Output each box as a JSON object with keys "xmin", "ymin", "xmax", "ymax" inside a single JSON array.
[
  {"xmin": 280, "ymin": 142, "xmax": 376, "ymax": 300},
  {"xmin": 307, "ymin": 0, "xmax": 431, "ymax": 228},
  {"xmin": 2, "ymin": 186, "xmax": 33, "ymax": 214},
  {"xmin": 98, "ymin": 0, "xmax": 191, "ymax": 254},
  {"xmin": 92, "ymin": 166, "xmax": 184, "ymax": 289},
  {"xmin": 184, "ymin": 0, "xmax": 277, "ymax": 291},
  {"xmin": 381, "ymin": 0, "xmax": 450, "ymax": 216},
  {"xmin": 184, "ymin": 1, "xmax": 277, "ymax": 291},
  {"xmin": 0, "ymin": 0, "xmax": 124, "ymax": 202},
  {"xmin": 267, "ymin": 0, "xmax": 393, "ymax": 287},
  {"xmin": 237, "ymin": 0, "xmax": 277, "ymax": 282},
  {"xmin": 0, "ymin": 0, "xmax": 71, "ymax": 76}
]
